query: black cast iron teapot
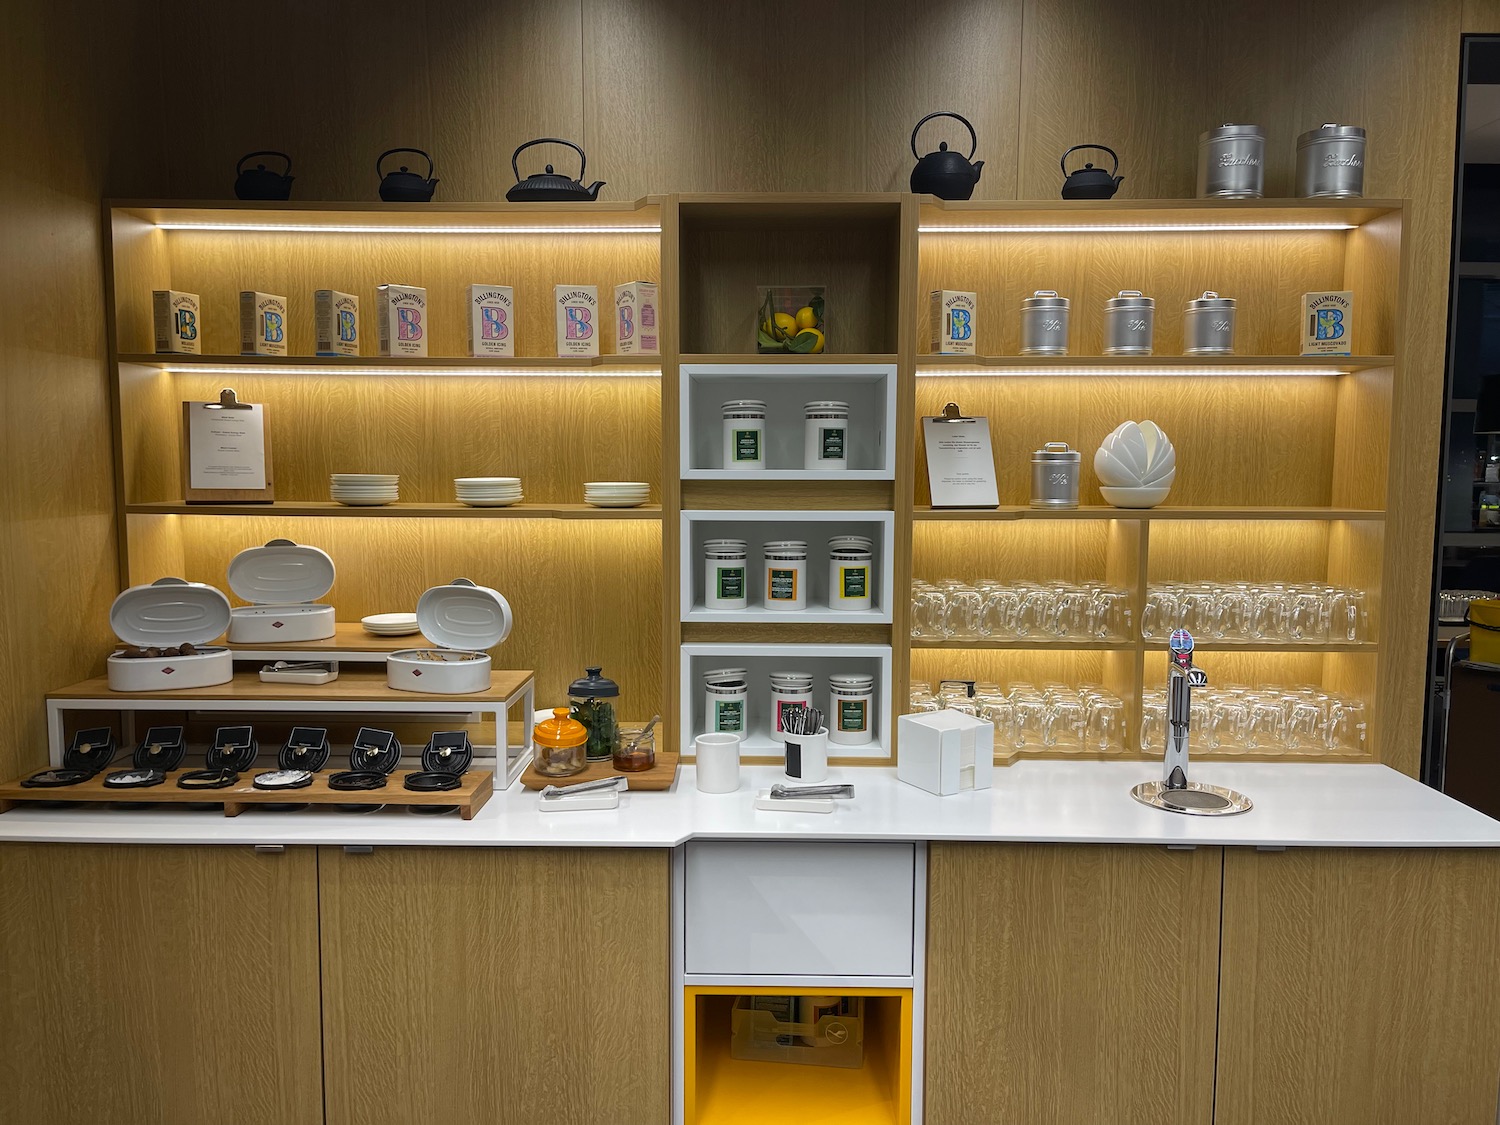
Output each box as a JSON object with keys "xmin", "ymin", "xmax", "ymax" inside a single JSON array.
[
  {"xmin": 234, "ymin": 151, "xmax": 294, "ymax": 200},
  {"xmin": 377, "ymin": 148, "xmax": 438, "ymax": 202},
  {"xmin": 909, "ymin": 111, "xmax": 984, "ymax": 200},
  {"xmin": 1060, "ymin": 144, "xmax": 1123, "ymax": 199},
  {"xmin": 506, "ymin": 138, "xmax": 605, "ymax": 202}
]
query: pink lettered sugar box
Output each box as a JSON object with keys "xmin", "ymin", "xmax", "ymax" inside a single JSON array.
[
  {"xmin": 554, "ymin": 285, "xmax": 600, "ymax": 358},
  {"xmin": 468, "ymin": 285, "xmax": 515, "ymax": 358},
  {"xmin": 376, "ymin": 284, "xmax": 428, "ymax": 357},
  {"xmin": 614, "ymin": 281, "xmax": 659, "ymax": 356}
]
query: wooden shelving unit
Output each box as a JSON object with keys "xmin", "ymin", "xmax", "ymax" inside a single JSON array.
[{"xmin": 125, "ymin": 501, "xmax": 663, "ymax": 519}]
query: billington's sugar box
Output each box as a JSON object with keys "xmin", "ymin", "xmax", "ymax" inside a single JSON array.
[
  {"xmin": 376, "ymin": 284, "xmax": 428, "ymax": 357},
  {"xmin": 1301, "ymin": 290, "xmax": 1354, "ymax": 356},
  {"xmin": 468, "ymin": 285, "xmax": 515, "ymax": 357},
  {"xmin": 555, "ymin": 285, "xmax": 600, "ymax": 358},
  {"xmin": 152, "ymin": 289, "xmax": 201, "ymax": 354},
  {"xmin": 930, "ymin": 289, "xmax": 977, "ymax": 355},
  {"xmin": 614, "ymin": 281, "xmax": 659, "ymax": 356},
  {"xmin": 314, "ymin": 290, "xmax": 360, "ymax": 356},
  {"xmin": 239, "ymin": 291, "xmax": 288, "ymax": 356}
]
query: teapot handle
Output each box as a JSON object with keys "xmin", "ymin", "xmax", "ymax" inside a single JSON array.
[
  {"xmin": 1061, "ymin": 144, "xmax": 1118, "ymax": 176},
  {"xmin": 237, "ymin": 150, "xmax": 292, "ymax": 176},
  {"xmin": 376, "ymin": 147, "xmax": 434, "ymax": 179},
  {"xmin": 511, "ymin": 138, "xmax": 586, "ymax": 183},
  {"xmin": 911, "ymin": 111, "xmax": 978, "ymax": 161}
]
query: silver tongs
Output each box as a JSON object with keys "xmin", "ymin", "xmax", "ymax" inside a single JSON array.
[
  {"xmin": 540, "ymin": 775, "xmax": 630, "ymax": 800},
  {"xmin": 768, "ymin": 783, "xmax": 855, "ymax": 800}
]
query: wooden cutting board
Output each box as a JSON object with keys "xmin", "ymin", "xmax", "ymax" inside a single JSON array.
[{"xmin": 519, "ymin": 749, "xmax": 679, "ymax": 791}]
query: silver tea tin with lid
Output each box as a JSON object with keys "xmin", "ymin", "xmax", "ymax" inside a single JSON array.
[
  {"xmin": 1031, "ymin": 442, "xmax": 1081, "ymax": 509},
  {"xmin": 1183, "ymin": 291, "xmax": 1236, "ymax": 355},
  {"xmin": 1296, "ymin": 123, "xmax": 1365, "ymax": 198},
  {"xmin": 1020, "ymin": 290, "xmax": 1071, "ymax": 355},
  {"xmin": 1197, "ymin": 124, "xmax": 1265, "ymax": 199},
  {"xmin": 1103, "ymin": 290, "xmax": 1155, "ymax": 355}
]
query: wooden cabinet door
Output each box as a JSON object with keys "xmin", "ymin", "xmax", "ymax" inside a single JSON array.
[
  {"xmin": 925, "ymin": 843, "xmax": 1221, "ymax": 1125},
  {"xmin": 319, "ymin": 846, "xmax": 669, "ymax": 1125},
  {"xmin": 0, "ymin": 843, "xmax": 322, "ymax": 1125},
  {"xmin": 1217, "ymin": 848, "xmax": 1500, "ymax": 1125}
]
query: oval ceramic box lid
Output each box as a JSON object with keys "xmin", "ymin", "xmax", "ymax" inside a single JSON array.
[
  {"xmin": 415, "ymin": 579, "xmax": 513, "ymax": 650},
  {"xmin": 226, "ymin": 539, "xmax": 335, "ymax": 605},
  {"xmin": 110, "ymin": 578, "xmax": 232, "ymax": 646}
]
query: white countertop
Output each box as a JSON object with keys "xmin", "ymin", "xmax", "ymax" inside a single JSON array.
[{"xmin": 1, "ymin": 761, "xmax": 1498, "ymax": 849}]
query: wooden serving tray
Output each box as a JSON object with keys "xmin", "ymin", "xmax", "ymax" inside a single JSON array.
[
  {"xmin": 519, "ymin": 749, "xmax": 679, "ymax": 791},
  {"xmin": 0, "ymin": 769, "xmax": 494, "ymax": 819}
]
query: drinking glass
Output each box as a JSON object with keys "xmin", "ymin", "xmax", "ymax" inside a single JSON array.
[
  {"xmin": 1085, "ymin": 696, "xmax": 1125, "ymax": 753},
  {"xmin": 942, "ymin": 585, "xmax": 984, "ymax": 641},
  {"xmin": 1044, "ymin": 695, "xmax": 1086, "ymax": 748}
]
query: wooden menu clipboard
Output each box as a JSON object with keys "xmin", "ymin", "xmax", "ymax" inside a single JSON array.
[{"xmin": 181, "ymin": 388, "xmax": 275, "ymax": 503}]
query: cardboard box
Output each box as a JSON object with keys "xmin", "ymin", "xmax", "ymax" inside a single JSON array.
[
  {"xmin": 314, "ymin": 290, "xmax": 360, "ymax": 356},
  {"xmin": 376, "ymin": 284, "xmax": 428, "ymax": 357},
  {"xmin": 614, "ymin": 281, "xmax": 659, "ymax": 355},
  {"xmin": 468, "ymin": 285, "xmax": 514, "ymax": 358},
  {"xmin": 152, "ymin": 289, "xmax": 201, "ymax": 354},
  {"xmin": 239, "ymin": 291, "xmax": 288, "ymax": 356},
  {"xmin": 1301, "ymin": 290, "xmax": 1353, "ymax": 356},
  {"xmin": 929, "ymin": 289, "xmax": 977, "ymax": 355},
  {"xmin": 554, "ymin": 285, "xmax": 600, "ymax": 358},
  {"xmin": 896, "ymin": 711, "xmax": 994, "ymax": 795}
]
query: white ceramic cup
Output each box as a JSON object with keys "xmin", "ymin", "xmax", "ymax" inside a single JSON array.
[
  {"xmin": 695, "ymin": 732, "xmax": 742, "ymax": 793},
  {"xmin": 783, "ymin": 727, "xmax": 829, "ymax": 783}
]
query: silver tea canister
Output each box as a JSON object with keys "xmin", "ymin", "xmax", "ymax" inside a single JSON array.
[
  {"xmin": 1020, "ymin": 290, "xmax": 1071, "ymax": 355},
  {"xmin": 1031, "ymin": 442, "xmax": 1081, "ymax": 509},
  {"xmin": 1197, "ymin": 123, "xmax": 1265, "ymax": 199},
  {"xmin": 1183, "ymin": 291, "xmax": 1236, "ymax": 355},
  {"xmin": 1296, "ymin": 123, "xmax": 1365, "ymax": 198},
  {"xmin": 1103, "ymin": 290, "xmax": 1155, "ymax": 355}
]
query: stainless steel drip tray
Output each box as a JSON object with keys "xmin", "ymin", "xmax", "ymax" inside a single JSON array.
[{"xmin": 1130, "ymin": 780, "xmax": 1253, "ymax": 816}]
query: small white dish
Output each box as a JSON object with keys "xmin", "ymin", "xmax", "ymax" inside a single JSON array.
[
  {"xmin": 1100, "ymin": 484, "xmax": 1172, "ymax": 508},
  {"xmin": 362, "ymin": 612, "xmax": 419, "ymax": 635}
]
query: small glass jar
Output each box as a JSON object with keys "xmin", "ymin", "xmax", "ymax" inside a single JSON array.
[
  {"xmin": 1020, "ymin": 290, "xmax": 1071, "ymax": 355},
  {"xmin": 769, "ymin": 671, "xmax": 814, "ymax": 739},
  {"xmin": 763, "ymin": 540, "xmax": 808, "ymax": 610},
  {"xmin": 533, "ymin": 707, "xmax": 588, "ymax": 777},
  {"xmin": 803, "ymin": 401, "xmax": 849, "ymax": 470},
  {"xmin": 704, "ymin": 539, "xmax": 748, "ymax": 610},
  {"xmin": 568, "ymin": 666, "xmax": 620, "ymax": 762},
  {"xmin": 722, "ymin": 400, "xmax": 767, "ymax": 470},
  {"xmin": 614, "ymin": 725, "xmax": 656, "ymax": 772},
  {"xmin": 1103, "ymin": 290, "xmax": 1155, "ymax": 355},
  {"xmin": 1183, "ymin": 291, "xmax": 1236, "ymax": 355},
  {"xmin": 828, "ymin": 535, "xmax": 873, "ymax": 612},
  {"xmin": 829, "ymin": 673, "xmax": 874, "ymax": 746},
  {"xmin": 704, "ymin": 667, "xmax": 749, "ymax": 734}
]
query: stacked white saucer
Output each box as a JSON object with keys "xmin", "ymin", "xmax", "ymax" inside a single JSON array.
[
  {"xmin": 584, "ymin": 481, "xmax": 650, "ymax": 508},
  {"xmin": 454, "ymin": 477, "xmax": 523, "ymax": 507},
  {"xmin": 361, "ymin": 612, "xmax": 420, "ymax": 636},
  {"xmin": 331, "ymin": 474, "xmax": 399, "ymax": 506}
]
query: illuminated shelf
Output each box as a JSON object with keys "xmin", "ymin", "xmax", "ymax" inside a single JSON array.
[
  {"xmin": 117, "ymin": 353, "xmax": 660, "ymax": 375},
  {"xmin": 126, "ymin": 501, "xmax": 662, "ymax": 520},
  {"xmin": 911, "ymin": 638, "xmax": 1136, "ymax": 651},
  {"xmin": 110, "ymin": 197, "xmax": 664, "ymax": 234},
  {"xmin": 915, "ymin": 354, "xmax": 1393, "ymax": 376},
  {"xmin": 912, "ymin": 505, "xmax": 1386, "ymax": 522},
  {"xmin": 1143, "ymin": 640, "xmax": 1378, "ymax": 654},
  {"xmin": 918, "ymin": 196, "xmax": 1401, "ymax": 232},
  {"xmin": 680, "ymin": 353, "xmax": 898, "ymax": 365}
]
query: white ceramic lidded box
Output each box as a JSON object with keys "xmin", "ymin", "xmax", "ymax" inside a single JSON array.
[
  {"xmin": 896, "ymin": 711, "xmax": 994, "ymax": 795},
  {"xmin": 225, "ymin": 539, "xmax": 337, "ymax": 643},
  {"xmin": 554, "ymin": 285, "xmax": 600, "ymax": 357},
  {"xmin": 107, "ymin": 578, "xmax": 233, "ymax": 691},
  {"xmin": 468, "ymin": 284, "xmax": 514, "ymax": 357},
  {"xmin": 376, "ymin": 283, "xmax": 428, "ymax": 357},
  {"xmin": 239, "ymin": 291, "xmax": 288, "ymax": 356},
  {"xmin": 387, "ymin": 578, "xmax": 514, "ymax": 694}
]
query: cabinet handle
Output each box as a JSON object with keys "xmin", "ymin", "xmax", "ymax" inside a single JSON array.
[
  {"xmin": 253, "ymin": 845, "xmax": 285, "ymax": 855},
  {"xmin": 343, "ymin": 845, "xmax": 374, "ymax": 855},
  {"xmin": 1256, "ymin": 845, "xmax": 1287, "ymax": 852}
]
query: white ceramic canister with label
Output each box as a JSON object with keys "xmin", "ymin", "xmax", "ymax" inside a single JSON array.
[
  {"xmin": 763, "ymin": 540, "xmax": 808, "ymax": 610},
  {"xmin": 703, "ymin": 667, "xmax": 749, "ymax": 734},
  {"xmin": 828, "ymin": 535, "xmax": 874, "ymax": 612},
  {"xmin": 828, "ymin": 672, "xmax": 875, "ymax": 746},
  {"xmin": 769, "ymin": 670, "xmax": 814, "ymax": 740},
  {"xmin": 703, "ymin": 539, "xmax": 749, "ymax": 610},
  {"xmin": 722, "ymin": 400, "xmax": 767, "ymax": 470},
  {"xmin": 803, "ymin": 400, "xmax": 849, "ymax": 470}
]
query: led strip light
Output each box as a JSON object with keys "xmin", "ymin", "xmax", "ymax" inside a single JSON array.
[
  {"xmin": 915, "ymin": 366, "xmax": 1351, "ymax": 377},
  {"xmin": 155, "ymin": 221, "xmax": 661, "ymax": 235},
  {"xmin": 154, "ymin": 364, "xmax": 660, "ymax": 378},
  {"xmin": 918, "ymin": 222, "xmax": 1356, "ymax": 233}
]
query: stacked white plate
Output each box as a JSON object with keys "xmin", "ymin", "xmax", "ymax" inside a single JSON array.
[
  {"xmin": 455, "ymin": 477, "xmax": 523, "ymax": 507},
  {"xmin": 331, "ymin": 474, "xmax": 399, "ymax": 506},
  {"xmin": 584, "ymin": 481, "xmax": 650, "ymax": 508},
  {"xmin": 361, "ymin": 612, "xmax": 420, "ymax": 636}
]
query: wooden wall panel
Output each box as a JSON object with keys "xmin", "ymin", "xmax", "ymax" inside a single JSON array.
[
  {"xmin": 320, "ymin": 846, "xmax": 669, "ymax": 1125},
  {"xmin": 0, "ymin": 844, "xmax": 322, "ymax": 1125},
  {"xmin": 926, "ymin": 843, "xmax": 1221, "ymax": 1125},
  {"xmin": 1217, "ymin": 848, "xmax": 1500, "ymax": 1125}
]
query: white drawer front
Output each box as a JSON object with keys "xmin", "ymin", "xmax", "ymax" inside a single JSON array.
[{"xmin": 684, "ymin": 840, "xmax": 915, "ymax": 976}]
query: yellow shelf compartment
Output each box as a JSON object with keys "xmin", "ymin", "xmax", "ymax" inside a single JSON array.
[{"xmin": 685, "ymin": 986, "xmax": 913, "ymax": 1125}]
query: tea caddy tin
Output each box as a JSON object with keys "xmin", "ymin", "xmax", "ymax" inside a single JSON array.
[{"xmin": 1197, "ymin": 123, "xmax": 1265, "ymax": 199}]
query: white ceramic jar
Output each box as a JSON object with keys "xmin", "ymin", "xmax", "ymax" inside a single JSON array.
[
  {"xmin": 828, "ymin": 535, "xmax": 874, "ymax": 612},
  {"xmin": 722, "ymin": 400, "xmax": 767, "ymax": 470},
  {"xmin": 769, "ymin": 671, "xmax": 815, "ymax": 740},
  {"xmin": 703, "ymin": 667, "xmax": 749, "ymax": 734},
  {"xmin": 703, "ymin": 539, "xmax": 749, "ymax": 610},
  {"xmin": 828, "ymin": 672, "xmax": 875, "ymax": 746},
  {"xmin": 803, "ymin": 401, "xmax": 849, "ymax": 470},
  {"xmin": 763, "ymin": 540, "xmax": 808, "ymax": 610}
]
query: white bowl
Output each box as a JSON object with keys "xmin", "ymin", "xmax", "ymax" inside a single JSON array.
[
  {"xmin": 1100, "ymin": 485, "xmax": 1172, "ymax": 508},
  {"xmin": 1094, "ymin": 445, "xmax": 1142, "ymax": 487}
]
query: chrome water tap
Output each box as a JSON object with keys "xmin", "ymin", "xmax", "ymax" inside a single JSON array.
[{"xmin": 1165, "ymin": 629, "xmax": 1207, "ymax": 790}]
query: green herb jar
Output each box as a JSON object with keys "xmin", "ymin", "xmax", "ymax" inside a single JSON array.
[{"xmin": 568, "ymin": 666, "xmax": 620, "ymax": 762}]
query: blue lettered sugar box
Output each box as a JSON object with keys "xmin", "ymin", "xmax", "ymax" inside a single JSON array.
[
  {"xmin": 239, "ymin": 291, "xmax": 288, "ymax": 356},
  {"xmin": 315, "ymin": 290, "xmax": 360, "ymax": 356},
  {"xmin": 930, "ymin": 289, "xmax": 977, "ymax": 355},
  {"xmin": 468, "ymin": 285, "xmax": 514, "ymax": 358},
  {"xmin": 1302, "ymin": 290, "xmax": 1354, "ymax": 356},
  {"xmin": 376, "ymin": 283, "xmax": 428, "ymax": 357},
  {"xmin": 152, "ymin": 289, "xmax": 201, "ymax": 354}
]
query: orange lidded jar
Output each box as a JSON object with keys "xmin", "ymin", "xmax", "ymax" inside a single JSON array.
[{"xmin": 534, "ymin": 707, "xmax": 588, "ymax": 778}]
